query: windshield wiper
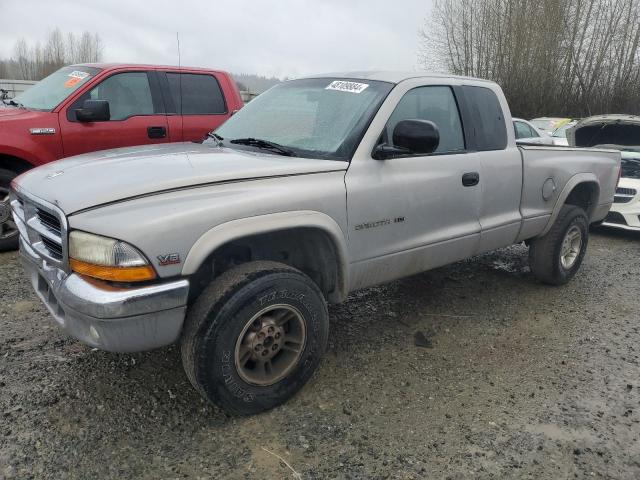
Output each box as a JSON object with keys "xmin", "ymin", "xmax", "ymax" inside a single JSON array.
[
  {"xmin": 206, "ymin": 132, "xmax": 224, "ymax": 147},
  {"xmin": 229, "ymin": 137, "xmax": 294, "ymax": 157},
  {"xmin": 3, "ymin": 99, "xmax": 24, "ymax": 108}
]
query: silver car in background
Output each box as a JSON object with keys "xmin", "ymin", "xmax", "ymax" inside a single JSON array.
[{"xmin": 513, "ymin": 118, "xmax": 554, "ymax": 145}]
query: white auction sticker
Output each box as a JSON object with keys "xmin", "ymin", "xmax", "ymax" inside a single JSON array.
[
  {"xmin": 68, "ymin": 70, "xmax": 90, "ymax": 79},
  {"xmin": 325, "ymin": 80, "xmax": 369, "ymax": 93}
]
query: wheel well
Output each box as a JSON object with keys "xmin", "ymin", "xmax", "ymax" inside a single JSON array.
[
  {"xmin": 0, "ymin": 154, "xmax": 33, "ymax": 174},
  {"xmin": 189, "ymin": 228, "xmax": 342, "ymax": 304},
  {"xmin": 564, "ymin": 182, "xmax": 599, "ymax": 220}
]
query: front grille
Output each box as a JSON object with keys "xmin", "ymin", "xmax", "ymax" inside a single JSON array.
[
  {"xmin": 614, "ymin": 187, "xmax": 637, "ymax": 204},
  {"xmin": 605, "ymin": 211, "xmax": 627, "ymax": 225},
  {"xmin": 10, "ymin": 191, "xmax": 67, "ymax": 268},
  {"xmin": 41, "ymin": 236, "xmax": 63, "ymax": 260},
  {"xmin": 36, "ymin": 208, "xmax": 62, "ymax": 235}
]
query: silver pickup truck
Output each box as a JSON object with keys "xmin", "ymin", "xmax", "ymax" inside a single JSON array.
[{"xmin": 10, "ymin": 72, "xmax": 620, "ymax": 415}]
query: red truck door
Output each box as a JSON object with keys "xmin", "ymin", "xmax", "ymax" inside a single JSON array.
[
  {"xmin": 59, "ymin": 71, "xmax": 169, "ymax": 157},
  {"xmin": 159, "ymin": 71, "xmax": 232, "ymax": 142}
]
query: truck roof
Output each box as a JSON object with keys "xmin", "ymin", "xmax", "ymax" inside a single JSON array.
[
  {"xmin": 70, "ymin": 63, "xmax": 232, "ymax": 75},
  {"xmin": 303, "ymin": 70, "xmax": 496, "ymax": 85}
]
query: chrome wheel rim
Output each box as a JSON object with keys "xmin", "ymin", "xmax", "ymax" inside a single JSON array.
[
  {"xmin": 234, "ymin": 304, "xmax": 306, "ymax": 386},
  {"xmin": 560, "ymin": 225, "xmax": 582, "ymax": 269},
  {"xmin": 0, "ymin": 187, "xmax": 18, "ymax": 241}
]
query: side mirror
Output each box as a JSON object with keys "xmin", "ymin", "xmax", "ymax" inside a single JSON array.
[
  {"xmin": 75, "ymin": 99, "xmax": 110, "ymax": 122},
  {"xmin": 374, "ymin": 119, "xmax": 440, "ymax": 159},
  {"xmin": 393, "ymin": 119, "xmax": 439, "ymax": 153}
]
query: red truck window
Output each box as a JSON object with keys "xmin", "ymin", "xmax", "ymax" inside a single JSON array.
[
  {"xmin": 67, "ymin": 72, "xmax": 159, "ymax": 122},
  {"xmin": 11, "ymin": 66, "xmax": 101, "ymax": 111},
  {"xmin": 166, "ymin": 73, "xmax": 226, "ymax": 115},
  {"xmin": 88, "ymin": 72, "xmax": 155, "ymax": 120}
]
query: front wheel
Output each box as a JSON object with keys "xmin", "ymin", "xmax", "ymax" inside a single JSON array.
[
  {"xmin": 181, "ymin": 261, "xmax": 329, "ymax": 415},
  {"xmin": 529, "ymin": 205, "xmax": 589, "ymax": 285},
  {"xmin": 0, "ymin": 168, "xmax": 19, "ymax": 252}
]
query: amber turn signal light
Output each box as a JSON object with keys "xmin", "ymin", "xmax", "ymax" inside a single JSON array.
[{"xmin": 70, "ymin": 258, "xmax": 157, "ymax": 282}]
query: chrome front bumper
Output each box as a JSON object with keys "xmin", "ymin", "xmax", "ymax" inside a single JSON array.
[{"xmin": 20, "ymin": 236, "xmax": 189, "ymax": 353}]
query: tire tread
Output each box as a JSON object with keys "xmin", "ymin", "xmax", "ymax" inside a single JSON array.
[
  {"xmin": 180, "ymin": 261, "xmax": 322, "ymax": 415},
  {"xmin": 529, "ymin": 205, "xmax": 588, "ymax": 285}
]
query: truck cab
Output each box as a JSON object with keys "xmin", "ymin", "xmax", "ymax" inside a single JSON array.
[{"xmin": 0, "ymin": 63, "xmax": 243, "ymax": 250}]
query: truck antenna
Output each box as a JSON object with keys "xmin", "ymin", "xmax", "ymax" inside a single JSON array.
[{"xmin": 177, "ymin": 32, "xmax": 184, "ymax": 140}]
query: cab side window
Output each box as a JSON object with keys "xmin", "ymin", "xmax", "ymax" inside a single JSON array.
[
  {"xmin": 384, "ymin": 86, "xmax": 465, "ymax": 154},
  {"xmin": 87, "ymin": 72, "xmax": 154, "ymax": 120},
  {"xmin": 463, "ymin": 86, "xmax": 508, "ymax": 150},
  {"xmin": 165, "ymin": 73, "xmax": 226, "ymax": 114}
]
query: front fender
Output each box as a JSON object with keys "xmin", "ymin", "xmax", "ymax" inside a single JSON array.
[
  {"xmin": 182, "ymin": 210, "xmax": 350, "ymax": 301},
  {"xmin": 0, "ymin": 111, "xmax": 63, "ymax": 166},
  {"xmin": 0, "ymin": 146, "xmax": 38, "ymax": 168}
]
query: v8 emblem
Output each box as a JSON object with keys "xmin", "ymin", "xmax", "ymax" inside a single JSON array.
[{"xmin": 157, "ymin": 253, "xmax": 181, "ymax": 266}]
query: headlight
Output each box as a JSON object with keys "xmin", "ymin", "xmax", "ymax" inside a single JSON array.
[{"xmin": 69, "ymin": 231, "xmax": 156, "ymax": 282}]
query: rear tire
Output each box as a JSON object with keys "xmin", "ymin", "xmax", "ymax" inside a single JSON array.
[
  {"xmin": 0, "ymin": 168, "xmax": 19, "ymax": 252},
  {"xmin": 181, "ymin": 261, "xmax": 329, "ymax": 415},
  {"xmin": 529, "ymin": 205, "xmax": 589, "ymax": 285}
]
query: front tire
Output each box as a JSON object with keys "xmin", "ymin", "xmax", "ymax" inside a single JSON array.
[
  {"xmin": 181, "ymin": 261, "xmax": 329, "ymax": 415},
  {"xmin": 0, "ymin": 168, "xmax": 19, "ymax": 252},
  {"xmin": 529, "ymin": 205, "xmax": 589, "ymax": 285}
]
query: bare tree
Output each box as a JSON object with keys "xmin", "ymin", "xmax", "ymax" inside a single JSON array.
[
  {"xmin": 13, "ymin": 38, "xmax": 33, "ymax": 80},
  {"xmin": 45, "ymin": 28, "xmax": 66, "ymax": 69},
  {"xmin": 72, "ymin": 32, "xmax": 103, "ymax": 64},
  {"xmin": 7, "ymin": 29, "xmax": 105, "ymax": 81},
  {"xmin": 419, "ymin": 0, "xmax": 640, "ymax": 117}
]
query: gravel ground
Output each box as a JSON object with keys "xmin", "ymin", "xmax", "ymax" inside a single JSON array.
[{"xmin": 1, "ymin": 228, "xmax": 639, "ymax": 479}]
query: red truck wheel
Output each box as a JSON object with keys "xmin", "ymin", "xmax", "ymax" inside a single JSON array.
[{"xmin": 0, "ymin": 168, "xmax": 19, "ymax": 251}]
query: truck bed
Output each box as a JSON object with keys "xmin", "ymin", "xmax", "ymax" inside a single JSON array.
[{"xmin": 517, "ymin": 145, "xmax": 620, "ymax": 240}]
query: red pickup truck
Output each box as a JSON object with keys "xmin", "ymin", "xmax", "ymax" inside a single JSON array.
[{"xmin": 0, "ymin": 63, "xmax": 243, "ymax": 249}]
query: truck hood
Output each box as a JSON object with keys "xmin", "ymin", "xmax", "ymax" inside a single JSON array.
[
  {"xmin": 0, "ymin": 106, "xmax": 29, "ymax": 118},
  {"xmin": 568, "ymin": 114, "xmax": 640, "ymax": 149},
  {"xmin": 14, "ymin": 142, "xmax": 348, "ymax": 214},
  {"xmin": 0, "ymin": 106, "xmax": 48, "ymax": 120}
]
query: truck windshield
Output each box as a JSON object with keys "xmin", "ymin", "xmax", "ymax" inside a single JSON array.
[
  {"xmin": 12, "ymin": 66, "xmax": 101, "ymax": 111},
  {"xmin": 215, "ymin": 78, "xmax": 394, "ymax": 161}
]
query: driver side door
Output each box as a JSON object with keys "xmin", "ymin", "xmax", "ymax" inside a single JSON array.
[
  {"xmin": 345, "ymin": 84, "xmax": 482, "ymax": 290},
  {"xmin": 59, "ymin": 71, "xmax": 169, "ymax": 157}
]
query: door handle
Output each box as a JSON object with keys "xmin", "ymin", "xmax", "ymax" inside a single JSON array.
[
  {"xmin": 147, "ymin": 126, "xmax": 167, "ymax": 139},
  {"xmin": 462, "ymin": 172, "xmax": 480, "ymax": 187}
]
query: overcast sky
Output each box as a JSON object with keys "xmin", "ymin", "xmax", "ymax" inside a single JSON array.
[{"xmin": 0, "ymin": 0, "xmax": 433, "ymax": 78}]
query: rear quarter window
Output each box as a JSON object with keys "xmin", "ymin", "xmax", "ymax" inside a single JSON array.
[
  {"xmin": 166, "ymin": 73, "xmax": 226, "ymax": 115},
  {"xmin": 464, "ymin": 86, "xmax": 508, "ymax": 151}
]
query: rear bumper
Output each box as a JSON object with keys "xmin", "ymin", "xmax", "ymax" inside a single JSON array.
[{"xmin": 20, "ymin": 236, "xmax": 189, "ymax": 352}]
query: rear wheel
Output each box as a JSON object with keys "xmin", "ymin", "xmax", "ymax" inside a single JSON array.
[
  {"xmin": 0, "ymin": 168, "xmax": 19, "ymax": 252},
  {"xmin": 181, "ymin": 261, "xmax": 329, "ymax": 415},
  {"xmin": 529, "ymin": 205, "xmax": 589, "ymax": 285}
]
